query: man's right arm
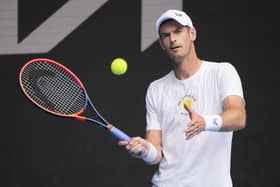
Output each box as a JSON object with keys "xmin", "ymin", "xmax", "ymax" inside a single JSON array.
[
  {"xmin": 145, "ymin": 129, "xmax": 162, "ymax": 165},
  {"xmin": 118, "ymin": 130, "xmax": 162, "ymax": 165}
]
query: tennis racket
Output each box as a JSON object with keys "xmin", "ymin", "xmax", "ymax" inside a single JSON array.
[{"xmin": 19, "ymin": 58, "xmax": 135, "ymax": 145}]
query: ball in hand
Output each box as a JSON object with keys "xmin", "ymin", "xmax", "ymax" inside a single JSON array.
[{"xmin": 111, "ymin": 58, "xmax": 128, "ymax": 75}]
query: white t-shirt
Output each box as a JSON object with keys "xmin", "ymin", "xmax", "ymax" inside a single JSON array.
[{"xmin": 145, "ymin": 61, "xmax": 244, "ymax": 187}]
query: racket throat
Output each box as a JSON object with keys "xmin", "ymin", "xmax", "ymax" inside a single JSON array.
[{"xmin": 75, "ymin": 116, "xmax": 86, "ymax": 121}]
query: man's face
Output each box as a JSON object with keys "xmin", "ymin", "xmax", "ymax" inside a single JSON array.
[{"xmin": 159, "ymin": 20, "xmax": 196, "ymax": 63}]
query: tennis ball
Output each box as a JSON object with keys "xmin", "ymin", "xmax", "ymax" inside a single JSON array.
[{"xmin": 111, "ymin": 58, "xmax": 128, "ymax": 75}]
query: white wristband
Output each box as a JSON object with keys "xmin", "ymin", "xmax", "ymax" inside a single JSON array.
[
  {"xmin": 202, "ymin": 114, "xmax": 222, "ymax": 131},
  {"xmin": 142, "ymin": 143, "xmax": 157, "ymax": 164}
]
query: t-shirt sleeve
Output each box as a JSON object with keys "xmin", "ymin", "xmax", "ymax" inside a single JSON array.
[
  {"xmin": 145, "ymin": 83, "xmax": 161, "ymax": 130},
  {"xmin": 219, "ymin": 63, "xmax": 245, "ymax": 103}
]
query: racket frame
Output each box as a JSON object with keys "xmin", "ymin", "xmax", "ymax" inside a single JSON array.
[{"xmin": 19, "ymin": 58, "xmax": 131, "ymax": 141}]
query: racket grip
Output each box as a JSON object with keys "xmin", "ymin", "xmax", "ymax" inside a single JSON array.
[
  {"xmin": 138, "ymin": 148, "xmax": 146, "ymax": 156},
  {"xmin": 108, "ymin": 125, "xmax": 146, "ymax": 156},
  {"xmin": 108, "ymin": 125, "xmax": 131, "ymax": 141}
]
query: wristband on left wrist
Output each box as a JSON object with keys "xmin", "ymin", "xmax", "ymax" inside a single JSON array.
[{"xmin": 202, "ymin": 114, "xmax": 222, "ymax": 131}]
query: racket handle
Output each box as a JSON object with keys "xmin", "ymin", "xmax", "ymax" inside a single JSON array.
[
  {"xmin": 108, "ymin": 125, "xmax": 146, "ymax": 156},
  {"xmin": 138, "ymin": 148, "xmax": 146, "ymax": 156},
  {"xmin": 108, "ymin": 125, "xmax": 131, "ymax": 141}
]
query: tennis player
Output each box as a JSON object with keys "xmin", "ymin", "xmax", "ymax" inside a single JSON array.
[{"xmin": 119, "ymin": 9, "xmax": 246, "ymax": 187}]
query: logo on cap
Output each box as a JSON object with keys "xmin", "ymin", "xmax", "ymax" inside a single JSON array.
[{"xmin": 174, "ymin": 12, "xmax": 183, "ymax": 17}]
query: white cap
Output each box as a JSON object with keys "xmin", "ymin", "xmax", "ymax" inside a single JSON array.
[{"xmin": 156, "ymin": 9, "xmax": 193, "ymax": 34}]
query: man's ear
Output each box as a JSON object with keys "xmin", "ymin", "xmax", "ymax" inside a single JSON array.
[
  {"xmin": 158, "ymin": 39, "xmax": 166, "ymax": 50},
  {"xmin": 189, "ymin": 27, "xmax": 197, "ymax": 41}
]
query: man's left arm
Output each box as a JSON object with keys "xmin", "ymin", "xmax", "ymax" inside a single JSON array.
[
  {"xmin": 220, "ymin": 95, "xmax": 246, "ymax": 131},
  {"xmin": 184, "ymin": 95, "xmax": 246, "ymax": 139}
]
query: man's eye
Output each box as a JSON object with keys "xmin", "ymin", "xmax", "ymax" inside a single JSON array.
[
  {"xmin": 160, "ymin": 34, "xmax": 169, "ymax": 39},
  {"xmin": 175, "ymin": 29, "xmax": 182, "ymax": 33}
]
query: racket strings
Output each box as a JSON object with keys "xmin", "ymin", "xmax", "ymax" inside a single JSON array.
[{"xmin": 21, "ymin": 61, "xmax": 86, "ymax": 115}]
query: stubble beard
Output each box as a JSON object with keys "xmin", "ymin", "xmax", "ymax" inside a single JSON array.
[{"xmin": 169, "ymin": 45, "xmax": 192, "ymax": 67}]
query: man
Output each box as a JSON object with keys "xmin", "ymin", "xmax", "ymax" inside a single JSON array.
[{"xmin": 119, "ymin": 9, "xmax": 246, "ymax": 187}]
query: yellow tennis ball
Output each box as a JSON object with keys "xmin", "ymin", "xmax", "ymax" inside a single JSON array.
[{"xmin": 111, "ymin": 58, "xmax": 128, "ymax": 75}]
